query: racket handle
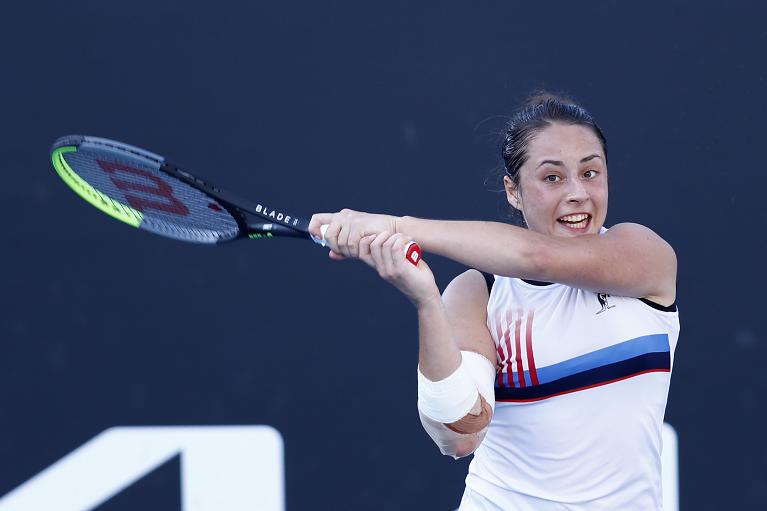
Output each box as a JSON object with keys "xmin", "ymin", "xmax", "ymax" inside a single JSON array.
[
  {"xmin": 316, "ymin": 224, "xmax": 422, "ymax": 266},
  {"xmin": 312, "ymin": 224, "xmax": 330, "ymax": 247}
]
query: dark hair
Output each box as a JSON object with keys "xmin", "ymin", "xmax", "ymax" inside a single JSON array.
[{"xmin": 501, "ymin": 92, "xmax": 608, "ymax": 188}]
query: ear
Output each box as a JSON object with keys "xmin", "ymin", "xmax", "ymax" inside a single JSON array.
[{"xmin": 503, "ymin": 175, "xmax": 522, "ymax": 210}]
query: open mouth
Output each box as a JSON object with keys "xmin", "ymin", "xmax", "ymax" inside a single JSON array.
[{"xmin": 557, "ymin": 213, "xmax": 591, "ymax": 230}]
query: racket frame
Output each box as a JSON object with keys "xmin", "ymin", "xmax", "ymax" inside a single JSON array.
[{"xmin": 51, "ymin": 135, "xmax": 322, "ymax": 245}]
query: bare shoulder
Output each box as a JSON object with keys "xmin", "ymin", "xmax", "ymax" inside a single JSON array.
[
  {"xmin": 443, "ymin": 269, "xmax": 490, "ymax": 304},
  {"xmin": 603, "ymin": 222, "xmax": 677, "ymax": 270},
  {"xmin": 442, "ymin": 270, "xmax": 497, "ymax": 365},
  {"xmin": 605, "ymin": 223, "xmax": 675, "ymax": 248},
  {"xmin": 603, "ymin": 223, "xmax": 677, "ymax": 305}
]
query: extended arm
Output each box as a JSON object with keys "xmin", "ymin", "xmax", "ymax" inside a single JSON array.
[
  {"xmin": 395, "ymin": 217, "xmax": 676, "ymax": 305},
  {"xmin": 308, "ymin": 211, "xmax": 676, "ymax": 306}
]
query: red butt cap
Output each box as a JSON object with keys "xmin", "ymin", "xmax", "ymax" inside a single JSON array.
[{"xmin": 405, "ymin": 242, "xmax": 421, "ymax": 266}]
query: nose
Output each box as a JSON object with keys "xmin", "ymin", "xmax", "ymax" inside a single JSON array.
[{"xmin": 566, "ymin": 178, "xmax": 588, "ymax": 203}]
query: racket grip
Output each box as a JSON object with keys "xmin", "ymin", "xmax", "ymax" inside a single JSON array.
[
  {"xmin": 312, "ymin": 224, "xmax": 329, "ymax": 247},
  {"xmin": 317, "ymin": 224, "xmax": 421, "ymax": 266}
]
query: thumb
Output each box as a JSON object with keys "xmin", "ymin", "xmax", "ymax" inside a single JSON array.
[
  {"xmin": 309, "ymin": 213, "xmax": 334, "ymax": 238},
  {"xmin": 414, "ymin": 257, "xmax": 432, "ymax": 274},
  {"xmin": 328, "ymin": 250, "xmax": 346, "ymax": 261}
]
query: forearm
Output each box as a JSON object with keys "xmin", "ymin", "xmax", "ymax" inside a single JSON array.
[
  {"xmin": 397, "ymin": 216, "xmax": 546, "ymax": 279},
  {"xmin": 416, "ymin": 296, "xmax": 463, "ymax": 381}
]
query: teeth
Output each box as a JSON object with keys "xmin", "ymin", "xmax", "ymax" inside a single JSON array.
[{"xmin": 559, "ymin": 213, "xmax": 589, "ymax": 223}]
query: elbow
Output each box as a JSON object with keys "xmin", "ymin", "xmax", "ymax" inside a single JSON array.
[
  {"xmin": 417, "ymin": 352, "xmax": 497, "ymax": 459},
  {"xmin": 432, "ymin": 425, "xmax": 488, "ymax": 459},
  {"xmin": 446, "ymin": 396, "xmax": 493, "ymax": 435},
  {"xmin": 444, "ymin": 434, "xmax": 484, "ymax": 459},
  {"xmin": 442, "ymin": 398, "xmax": 493, "ymax": 458},
  {"xmin": 420, "ymin": 397, "xmax": 493, "ymax": 459}
]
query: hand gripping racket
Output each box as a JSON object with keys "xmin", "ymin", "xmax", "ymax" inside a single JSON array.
[{"xmin": 50, "ymin": 135, "xmax": 422, "ymax": 265}]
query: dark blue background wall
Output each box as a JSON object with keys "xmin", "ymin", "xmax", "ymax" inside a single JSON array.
[{"xmin": 2, "ymin": 1, "xmax": 765, "ymax": 509}]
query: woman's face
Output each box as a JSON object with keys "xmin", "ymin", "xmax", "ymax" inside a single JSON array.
[{"xmin": 504, "ymin": 122, "xmax": 608, "ymax": 237}]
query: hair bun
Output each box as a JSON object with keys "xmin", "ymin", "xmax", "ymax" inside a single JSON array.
[{"xmin": 526, "ymin": 91, "xmax": 576, "ymax": 108}]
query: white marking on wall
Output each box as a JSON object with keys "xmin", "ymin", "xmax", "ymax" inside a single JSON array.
[
  {"xmin": 662, "ymin": 423, "xmax": 679, "ymax": 511},
  {"xmin": 0, "ymin": 426, "xmax": 284, "ymax": 511}
]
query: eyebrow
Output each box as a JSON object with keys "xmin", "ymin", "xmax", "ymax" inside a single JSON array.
[{"xmin": 537, "ymin": 154, "xmax": 603, "ymax": 168}]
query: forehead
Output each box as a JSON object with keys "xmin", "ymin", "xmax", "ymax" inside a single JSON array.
[{"xmin": 527, "ymin": 123, "xmax": 604, "ymax": 161}]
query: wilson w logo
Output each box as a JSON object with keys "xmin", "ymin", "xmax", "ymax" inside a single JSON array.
[
  {"xmin": 0, "ymin": 426, "xmax": 284, "ymax": 511},
  {"xmin": 97, "ymin": 160, "xmax": 190, "ymax": 216}
]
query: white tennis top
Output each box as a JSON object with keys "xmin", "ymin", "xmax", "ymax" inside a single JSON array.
[{"xmin": 461, "ymin": 274, "xmax": 680, "ymax": 510}]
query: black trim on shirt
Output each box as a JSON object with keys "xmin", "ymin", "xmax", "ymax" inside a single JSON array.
[
  {"xmin": 478, "ymin": 272, "xmax": 677, "ymax": 312},
  {"xmin": 480, "ymin": 271, "xmax": 494, "ymax": 295},
  {"xmin": 639, "ymin": 298, "xmax": 678, "ymax": 312},
  {"xmin": 522, "ymin": 279, "xmax": 554, "ymax": 286},
  {"xmin": 482, "ymin": 275, "xmax": 552, "ymax": 290}
]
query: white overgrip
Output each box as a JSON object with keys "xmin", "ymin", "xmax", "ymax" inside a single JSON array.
[{"xmin": 311, "ymin": 224, "xmax": 329, "ymax": 247}]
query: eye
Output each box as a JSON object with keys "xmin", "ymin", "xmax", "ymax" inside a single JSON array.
[
  {"xmin": 544, "ymin": 174, "xmax": 561, "ymax": 183},
  {"xmin": 583, "ymin": 169, "xmax": 599, "ymax": 179}
]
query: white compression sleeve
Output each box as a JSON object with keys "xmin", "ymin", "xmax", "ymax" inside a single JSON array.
[
  {"xmin": 417, "ymin": 351, "xmax": 496, "ymax": 458},
  {"xmin": 418, "ymin": 350, "xmax": 496, "ymax": 423}
]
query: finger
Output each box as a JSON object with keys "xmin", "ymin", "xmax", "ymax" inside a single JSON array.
[
  {"xmin": 391, "ymin": 234, "xmax": 412, "ymax": 265},
  {"xmin": 309, "ymin": 213, "xmax": 334, "ymax": 238},
  {"xmin": 339, "ymin": 209, "xmax": 363, "ymax": 259},
  {"xmin": 323, "ymin": 221, "xmax": 343, "ymax": 254},
  {"xmin": 347, "ymin": 224, "xmax": 365, "ymax": 259},
  {"xmin": 329, "ymin": 250, "xmax": 346, "ymax": 261},
  {"xmin": 336, "ymin": 222, "xmax": 352, "ymax": 258},
  {"xmin": 369, "ymin": 231, "xmax": 389, "ymax": 273},
  {"xmin": 358, "ymin": 234, "xmax": 376, "ymax": 267},
  {"xmin": 381, "ymin": 232, "xmax": 402, "ymax": 275},
  {"xmin": 414, "ymin": 257, "xmax": 431, "ymax": 274}
]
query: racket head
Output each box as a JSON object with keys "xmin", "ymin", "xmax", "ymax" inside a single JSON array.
[{"xmin": 51, "ymin": 135, "xmax": 245, "ymax": 244}]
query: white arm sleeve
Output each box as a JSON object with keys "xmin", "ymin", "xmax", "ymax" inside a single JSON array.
[{"xmin": 417, "ymin": 351, "xmax": 496, "ymax": 458}]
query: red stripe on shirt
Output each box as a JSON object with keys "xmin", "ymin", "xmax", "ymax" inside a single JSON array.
[
  {"xmin": 504, "ymin": 310, "xmax": 515, "ymax": 387},
  {"xmin": 525, "ymin": 310, "xmax": 539, "ymax": 385},
  {"xmin": 494, "ymin": 315, "xmax": 506, "ymax": 387},
  {"xmin": 514, "ymin": 312, "xmax": 525, "ymax": 388}
]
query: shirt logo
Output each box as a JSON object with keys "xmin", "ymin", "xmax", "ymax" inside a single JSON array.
[{"xmin": 596, "ymin": 293, "xmax": 616, "ymax": 315}]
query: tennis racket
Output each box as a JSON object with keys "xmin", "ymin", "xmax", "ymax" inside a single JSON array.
[{"xmin": 50, "ymin": 135, "xmax": 422, "ymax": 265}]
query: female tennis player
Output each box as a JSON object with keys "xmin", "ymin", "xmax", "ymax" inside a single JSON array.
[{"xmin": 310, "ymin": 93, "xmax": 679, "ymax": 510}]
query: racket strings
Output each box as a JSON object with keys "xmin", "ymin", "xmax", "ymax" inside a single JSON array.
[{"xmin": 61, "ymin": 149, "xmax": 240, "ymax": 243}]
